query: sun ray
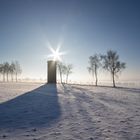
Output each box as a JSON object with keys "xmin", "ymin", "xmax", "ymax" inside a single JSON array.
[{"xmin": 47, "ymin": 41, "xmax": 66, "ymax": 61}]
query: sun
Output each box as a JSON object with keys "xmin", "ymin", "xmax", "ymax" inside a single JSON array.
[
  {"xmin": 49, "ymin": 47, "xmax": 61, "ymax": 61},
  {"xmin": 47, "ymin": 42, "xmax": 66, "ymax": 61}
]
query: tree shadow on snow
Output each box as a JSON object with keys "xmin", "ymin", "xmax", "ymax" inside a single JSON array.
[
  {"xmin": 117, "ymin": 87, "xmax": 140, "ymax": 94},
  {"xmin": 0, "ymin": 84, "xmax": 61, "ymax": 130}
]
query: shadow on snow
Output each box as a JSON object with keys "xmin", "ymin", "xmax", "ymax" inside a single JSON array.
[{"xmin": 0, "ymin": 84, "xmax": 61, "ymax": 129}]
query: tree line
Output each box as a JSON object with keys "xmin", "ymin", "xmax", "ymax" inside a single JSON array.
[
  {"xmin": 57, "ymin": 50, "xmax": 126, "ymax": 87},
  {"xmin": 88, "ymin": 50, "xmax": 126, "ymax": 87},
  {"xmin": 0, "ymin": 61, "xmax": 22, "ymax": 82}
]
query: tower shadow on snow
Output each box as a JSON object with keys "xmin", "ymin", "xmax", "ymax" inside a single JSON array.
[{"xmin": 0, "ymin": 84, "xmax": 61, "ymax": 129}]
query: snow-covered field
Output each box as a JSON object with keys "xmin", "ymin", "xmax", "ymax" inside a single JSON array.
[{"xmin": 0, "ymin": 82, "xmax": 140, "ymax": 140}]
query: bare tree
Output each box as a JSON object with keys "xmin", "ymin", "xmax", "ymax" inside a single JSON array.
[
  {"xmin": 0, "ymin": 64, "xmax": 2, "ymax": 81},
  {"xmin": 14, "ymin": 61, "xmax": 22, "ymax": 82},
  {"xmin": 88, "ymin": 54, "xmax": 101, "ymax": 86},
  {"xmin": 57, "ymin": 62, "xmax": 66, "ymax": 83},
  {"xmin": 57, "ymin": 62, "xmax": 73, "ymax": 84},
  {"xmin": 4, "ymin": 62, "xmax": 10, "ymax": 82},
  {"xmin": 9, "ymin": 62, "xmax": 16, "ymax": 81},
  {"xmin": 1, "ymin": 63, "xmax": 5, "ymax": 82},
  {"xmin": 65, "ymin": 64, "xmax": 73, "ymax": 84},
  {"xmin": 57, "ymin": 62, "xmax": 63, "ymax": 83},
  {"xmin": 102, "ymin": 50, "xmax": 126, "ymax": 87},
  {"xmin": 0, "ymin": 61, "xmax": 21, "ymax": 82}
]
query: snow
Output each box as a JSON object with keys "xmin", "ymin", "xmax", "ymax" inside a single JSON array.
[{"xmin": 0, "ymin": 83, "xmax": 140, "ymax": 140}]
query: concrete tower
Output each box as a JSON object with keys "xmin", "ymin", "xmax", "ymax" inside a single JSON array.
[{"xmin": 47, "ymin": 60, "xmax": 57, "ymax": 83}]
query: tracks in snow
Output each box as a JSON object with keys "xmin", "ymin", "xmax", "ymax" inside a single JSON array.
[
  {"xmin": 0, "ymin": 84, "xmax": 140, "ymax": 140},
  {"xmin": 54, "ymin": 84, "xmax": 140, "ymax": 140}
]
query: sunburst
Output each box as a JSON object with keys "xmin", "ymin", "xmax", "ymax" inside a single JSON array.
[{"xmin": 47, "ymin": 42, "xmax": 66, "ymax": 61}]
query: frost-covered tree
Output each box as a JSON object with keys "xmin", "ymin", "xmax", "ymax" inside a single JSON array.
[
  {"xmin": 102, "ymin": 50, "xmax": 126, "ymax": 87},
  {"xmin": 0, "ymin": 63, "xmax": 5, "ymax": 82},
  {"xmin": 14, "ymin": 61, "xmax": 22, "ymax": 82},
  {"xmin": 9, "ymin": 62, "xmax": 16, "ymax": 81},
  {"xmin": 88, "ymin": 54, "xmax": 101, "ymax": 86},
  {"xmin": 57, "ymin": 62, "xmax": 73, "ymax": 84},
  {"xmin": 3, "ymin": 62, "xmax": 10, "ymax": 82},
  {"xmin": 0, "ymin": 61, "xmax": 21, "ymax": 82},
  {"xmin": 0, "ymin": 64, "xmax": 3, "ymax": 81},
  {"xmin": 57, "ymin": 62, "xmax": 66, "ymax": 83},
  {"xmin": 65, "ymin": 64, "xmax": 73, "ymax": 84}
]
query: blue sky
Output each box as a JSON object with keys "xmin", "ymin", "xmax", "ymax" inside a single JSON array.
[{"xmin": 0, "ymin": 0, "xmax": 140, "ymax": 82}]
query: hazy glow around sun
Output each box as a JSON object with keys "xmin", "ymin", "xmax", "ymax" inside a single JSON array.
[{"xmin": 47, "ymin": 41, "xmax": 66, "ymax": 61}]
